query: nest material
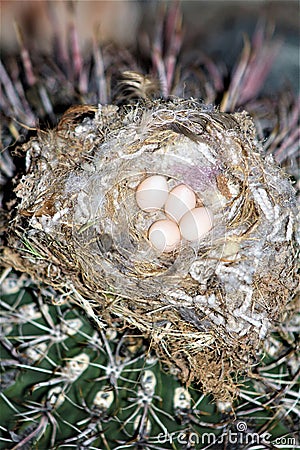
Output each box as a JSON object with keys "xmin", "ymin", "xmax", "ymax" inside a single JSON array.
[{"xmin": 2, "ymin": 98, "xmax": 298, "ymax": 400}]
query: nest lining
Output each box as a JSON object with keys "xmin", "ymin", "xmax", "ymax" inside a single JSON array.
[{"xmin": 2, "ymin": 98, "xmax": 298, "ymax": 400}]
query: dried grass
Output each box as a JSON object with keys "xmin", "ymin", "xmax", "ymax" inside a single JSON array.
[{"xmin": 1, "ymin": 98, "xmax": 298, "ymax": 400}]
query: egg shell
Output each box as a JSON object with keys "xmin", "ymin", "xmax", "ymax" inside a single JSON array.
[
  {"xmin": 165, "ymin": 184, "xmax": 196, "ymax": 222},
  {"xmin": 148, "ymin": 219, "xmax": 181, "ymax": 253},
  {"xmin": 179, "ymin": 207, "xmax": 213, "ymax": 241},
  {"xmin": 136, "ymin": 175, "xmax": 169, "ymax": 212}
]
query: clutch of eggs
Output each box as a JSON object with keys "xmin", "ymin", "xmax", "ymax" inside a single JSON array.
[{"xmin": 135, "ymin": 175, "xmax": 213, "ymax": 253}]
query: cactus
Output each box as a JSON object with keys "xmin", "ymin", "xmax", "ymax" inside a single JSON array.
[
  {"xmin": 0, "ymin": 270, "xmax": 299, "ymax": 449},
  {"xmin": 1, "ymin": 3, "xmax": 299, "ymax": 449}
]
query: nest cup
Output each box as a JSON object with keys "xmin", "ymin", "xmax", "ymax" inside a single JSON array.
[{"xmin": 2, "ymin": 98, "xmax": 298, "ymax": 400}]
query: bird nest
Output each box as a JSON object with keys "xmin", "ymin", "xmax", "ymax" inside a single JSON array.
[{"xmin": 2, "ymin": 98, "xmax": 298, "ymax": 400}]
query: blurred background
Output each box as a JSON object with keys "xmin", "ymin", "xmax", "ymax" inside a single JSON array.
[
  {"xmin": 0, "ymin": 1, "xmax": 298, "ymax": 47},
  {"xmin": 0, "ymin": 0, "xmax": 299, "ymax": 93},
  {"xmin": 1, "ymin": 0, "xmax": 299, "ymax": 91}
]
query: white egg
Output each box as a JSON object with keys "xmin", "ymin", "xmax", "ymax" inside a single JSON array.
[
  {"xmin": 179, "ymin": 207, "xmax": 213, "ymax": 242},
  {"xmin": 165, "ymin": 184, "xmax": 196, "ymax": 222},
  {"xmin": 148, "ymin": 219, "xmax": 181, "ymax": 253},
  {"xmin": 136, "ymin": 175, "xmax": 169, "ymax": 212}
]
